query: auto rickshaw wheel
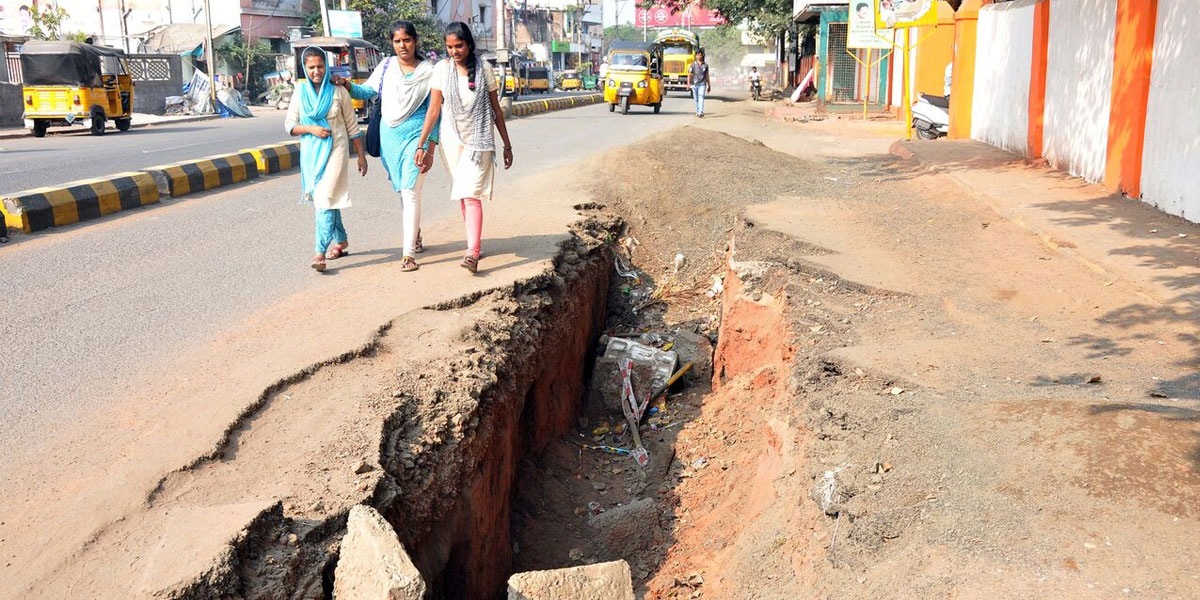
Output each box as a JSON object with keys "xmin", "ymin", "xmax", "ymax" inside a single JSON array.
[
  {"xmin": 31, "ymin": 120, "xmax": 48, "ymax": 138},
  {"xmin": 620, "ymin": 96, "xmax": 630, "ymax": 115},
  {"xmin": 609, "ymin": 103, "xmax": 615, "ymax": 113},
  {"xmin": 115, "ymin": 118, "xmax": 132, "ymax": 132},
  {"xmin": 90, "ymin": 110, "xmax": 107, "ymax": 136},
  {"xmin": 653, "ymin": 103, "xmax": 661, "ymax": 114}
]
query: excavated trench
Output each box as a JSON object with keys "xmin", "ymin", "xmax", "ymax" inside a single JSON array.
[{"xmin": 165, "ymin": 127, "xmax": 825, "ymax": 600}]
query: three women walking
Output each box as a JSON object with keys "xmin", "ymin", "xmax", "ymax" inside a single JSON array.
[
  {"xmin": 287, "ymin": 45, "xmax": 368, "ymax": 272},
  {"xmin": 293, "ymin": 21, "xmax": 514, "ymax": 275}
]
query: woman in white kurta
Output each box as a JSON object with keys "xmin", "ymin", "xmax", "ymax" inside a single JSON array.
[
  {"xmin": 416, "ymin": 22, "xmax": 514, "ymax": 274},
  {"xmin": 286, "ymin": 46, "xmax": 367, "ymax": 272}
]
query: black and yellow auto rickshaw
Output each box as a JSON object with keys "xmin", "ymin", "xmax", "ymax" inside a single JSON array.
[
  {"xmin": 20, "ymin": 41, "xmax": 134, "ymax": 137},
  {"xmin": 292, "ymin": 36, "xmax": 381, "ymax": 122},
  {"xmin": 604, "ymin": 41, "xmax": 664, "ymax": 115},
  {"xmin": 559, "ymin": 69, "xmax": 581, "ymax": 91},
  {"xmin": 526, "ymin": 66, "xmax": 551, "ymax": 94}
]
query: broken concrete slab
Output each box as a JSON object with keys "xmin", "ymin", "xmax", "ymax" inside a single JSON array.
[
  {"xmin": 334, "ymin": 505, "xmax": 426, "ymax": 600},
  {"xmin": 672, "ymin": 329, "xmax": 714, "ymax": 383},
  {"xmin": 588, "ymin": 338, "xmax": 677, "ymax": 414},
  {"xmin": 507, "ymin": 560, "xmax": 635, "ymax": 600},
  {"xmin": 588, "ymin": 498, "xmax": 660, "ymax": 559}
]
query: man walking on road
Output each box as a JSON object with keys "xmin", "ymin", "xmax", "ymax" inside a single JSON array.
[{"xmin": 688, "ymin": 50, "xmax": 711, "ymax": 117}]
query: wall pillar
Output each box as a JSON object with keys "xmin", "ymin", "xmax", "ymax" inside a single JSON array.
[
  {"xmin": 1104, "ymin": 0, "xmax": 1158, "ymax": 198},
  {"xmin": 948, "ymin": 0, "xmax": 987, "ymax": 139},
  {"xmin": 1026, "ymin": 0, "xmax": 1050, "ymax": 158}
]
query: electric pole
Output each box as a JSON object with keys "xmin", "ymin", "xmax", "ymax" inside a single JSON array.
[
  {"xmin": 318, "ymin": 0, "xmax": 331, "ymax": 36},
  {"xmin": 203, "ymin": 0, "xmax": 217, "ymax": 110}
]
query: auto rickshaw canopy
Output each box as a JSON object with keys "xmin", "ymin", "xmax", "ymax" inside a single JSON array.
[
  {"xmin": 19, "ymin": 41, "xmax": 126, "ymax": 87},
  {"xmin": 607, "ymin": 41, "xmax": 662, "ymax": 70},
  {"xmin": 291, "ymin": 36, "xmax": 381, "ymax": 80}
]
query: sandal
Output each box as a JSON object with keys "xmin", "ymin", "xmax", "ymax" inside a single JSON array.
[
  {"xmin": 413, "ymin": 230, "xmax": 424, "ymax": 254},
  {"xmin": 460, "ymin": 254, "xmax": 478, "ymax": 274},
  {"xmin": 311, "ymin": 257, "xmax": 327, "ymax": 272},
  {"xmin": 400, "ymin": 256, "xmax": 419, "ymax": 272},
  {"xmin": 326, "ymin": 242, "xmax": 349, "ymax": 260}
]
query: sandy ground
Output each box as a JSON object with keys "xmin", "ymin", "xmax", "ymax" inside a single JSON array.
[{"xmin": 510, "ymin": 105, "xmax": 1200, "ymax": 599}]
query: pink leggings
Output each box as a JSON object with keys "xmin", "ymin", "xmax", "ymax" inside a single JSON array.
[{"xmin": 460, "ymin": 198, "xmax": 483, "ymax": 258}]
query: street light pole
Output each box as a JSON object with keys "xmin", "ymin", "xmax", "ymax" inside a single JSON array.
[
  {"xmin": 202, "ymin": 0, "xmax": 217, "ymax": 111},
  {"xmin": 318, "ymin": 0, "xmax": 331, "ymax": 36}
]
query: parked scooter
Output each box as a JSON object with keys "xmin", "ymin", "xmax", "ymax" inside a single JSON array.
[{"xmin": 912, "ymin": 94, "xmax": 950, "ymax": 140}]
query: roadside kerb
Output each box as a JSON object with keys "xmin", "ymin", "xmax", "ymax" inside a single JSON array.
[
  {"xmin": 1, "ymin": 172, "xmax": 158, "ymax": 233},
  {"xmin": 511, "ymin": 93, "xmax": 603, "ymax": 118},
  {"xmin": 242, "ymin": 141, "xmax": 300, "ymax": 175},
  {"xmin": 142, "ymin": 151, "xmax": 259, "ymax": 198}
]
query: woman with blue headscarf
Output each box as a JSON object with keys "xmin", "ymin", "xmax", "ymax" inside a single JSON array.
[{"xmin": 286, "ymin": 46, "xmax": 367, "ymax": 272}]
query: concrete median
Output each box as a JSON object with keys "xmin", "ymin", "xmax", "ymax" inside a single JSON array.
[
  {"xmin": 142, "ymin": 151, "xmax": 259, "ymax": 198},
  {"xmin": 242, "ymin": 141, "xmax": 300, "ymax": 175},
  {"xmin": 511, "ymin": 93, "xmax": 603, "ymax": 118},
  {"xmin": 1, "ymin": 172, "xmax": 159, "ymax": 233}
]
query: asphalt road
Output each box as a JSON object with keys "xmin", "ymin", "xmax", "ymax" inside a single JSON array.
[
  {"xmin": 0, "ymin": 91, "xmax": 721, "ymax": 467},
  {"xmin": 0, "ymin": 111, "xmax": 295, "ymax": 194}
]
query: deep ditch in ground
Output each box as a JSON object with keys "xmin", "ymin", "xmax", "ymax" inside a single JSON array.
[{"xmin": 174, "ymin": 126, "xmax": 853, "ymax": 599}]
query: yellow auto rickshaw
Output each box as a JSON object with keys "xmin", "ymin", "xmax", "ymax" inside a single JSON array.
[
  {"xmin": 292, "ymin": 36, "xmax": 381, "ymax": 122},
  {"xmin": 559, "ymin": 69, "xmax": 581, "ymax": 91},
  {"xmin": 20, "ymin": 41, "xmax": 134, "ymax": 137},
  {"xmin": 604, "ymin": 41, "xmax": 664, "ymax": 115},
  {"xmin": 526, "ymin": 66, "xmax": 551, "ymax": 94}
]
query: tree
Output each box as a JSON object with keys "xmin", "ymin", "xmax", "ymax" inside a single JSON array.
[
  {"xmin": 307, "ymin": 0, "xmax": 440, "ymax": 56},
  {"xmin": 603, "ymin": 25, "xmax": 643, "ymax": 50},
  {"xmin": 700, "ymin": 24, "xmax": 746, "ymax": 72},
  {"xmin": 26, "ymin": 6, "xmax": 88, "ymax": 42},
  {"xmin": 218, "ymin": 33, "xmax": 273, "ymax": 95},
  {"xmin": 650, "ymin": 0, "xmax": 794, "ymax": 40}
]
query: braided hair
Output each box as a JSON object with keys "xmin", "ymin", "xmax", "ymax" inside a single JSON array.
[{"xmin": 444, "ymin": 21, "xmax": 479, "ymax": 91}]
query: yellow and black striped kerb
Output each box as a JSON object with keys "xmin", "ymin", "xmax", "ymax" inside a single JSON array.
[
  {"xmin": 142, "ymin": 151, "xmax": 260, "ymax": 198},
  {"xmin": 511, "ymin": 93, "xmax": 602, "ymax": 119},
  {"xmin": 1, "ymin": 172, "xmax": 159, "ymax": 233},
  {"xmin": 243, "ymin": 142, "xmax": 300, "ymax": 174}
]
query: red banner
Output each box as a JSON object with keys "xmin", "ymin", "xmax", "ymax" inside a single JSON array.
[{"xmin": 635, "ymin": 4, "xmax": 726, "ymax": 28}]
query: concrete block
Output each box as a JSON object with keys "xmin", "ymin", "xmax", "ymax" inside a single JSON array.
[
  {"xmin": 1, "ymin": 172, "xmax": 159, "ymax": 233},
  {"xmin": 333, "ymin": 505, "xmax": 426, "ymax": 600},
  {"xmin": 142, "ymin": 151, "xmax": 259, "ymax": 198},
  {"xmin": 507, "ymin": 560, "xmax": 634, "ymax": 600}
]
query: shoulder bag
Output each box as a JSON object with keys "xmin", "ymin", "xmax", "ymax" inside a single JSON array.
[{"xmin": 365, "ymin": 58, "xmax": 390, "ymax": 158}]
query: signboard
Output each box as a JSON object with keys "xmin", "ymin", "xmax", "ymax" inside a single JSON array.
[
  {"xmin": 327, "ymin": 9, "xmax": 363, "ymax": 38},
  {"xmin": 0, "ymin": 1, "xmax": 34, "ymax": 36},
  {"xmin": 635, "ymin": 4, "xmax": 725, "ymax": 29},
  {"xmin": 875, "ymin": 0, "xmax": 937, "ymax": 29},
  {"xmin": 849, "ymin": 0, "xmax": 891, "ymax": 49}
]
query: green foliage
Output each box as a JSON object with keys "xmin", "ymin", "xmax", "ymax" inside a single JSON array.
[
  {"xmin": 700, "ymin": 24, "xmax": 746, "ymax": 71},
  {"xmin": 603, "ymin": 25, "xmax": 644, "ymax": 50},
  {"xmin": 307, "ymin": 0, "xmax": 440, "ymax": 57},
  {"xmin": 26, "ymin": 6, "xmax": 74, "ymax": 41},
  {"xmin": 218, "ymin": 33, "xmax": 275, "ymax": 96}
]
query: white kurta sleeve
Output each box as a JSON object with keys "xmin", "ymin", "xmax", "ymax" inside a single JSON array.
[
  {"xmin": 284, "ymin": 88, "xmax": 302, "ymax": 135},
  {"xmin": 338, "ymin": 87, "xmax": 361, "ymax": 139}
]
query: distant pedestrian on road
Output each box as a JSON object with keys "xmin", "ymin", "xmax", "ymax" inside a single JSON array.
[
  {"xmin": 688, "ymin": 50, "xmax": 711, "ymax": 117},
  {"xmin": 342, "ymin": 21, "xmax": 440, "ymax": 272},
  {"xmin": 416, "ymin": 22, "xmax": 514, "ymax": 275},
  {"xmin": 287, "ymin": 46, "xmax": 368, "ymax": 272}
]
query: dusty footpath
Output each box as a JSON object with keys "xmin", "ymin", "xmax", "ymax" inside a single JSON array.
[{"xmin": 4, "ymin": 100, "xmax": 1200, "ymax": 599}]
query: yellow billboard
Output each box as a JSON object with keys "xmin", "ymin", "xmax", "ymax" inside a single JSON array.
[{"xmin": 875, "ymin": 0, "xmax": 937, "ymax": 29}]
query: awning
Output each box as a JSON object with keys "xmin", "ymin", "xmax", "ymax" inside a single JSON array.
[{"xmin": 141, "ymin": 23, "xmax": 240, "ymax": 56}]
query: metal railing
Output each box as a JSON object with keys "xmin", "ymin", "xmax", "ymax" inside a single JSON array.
[{"xmin": 3, "ymin": 53, "xmax": 20, "ymax": 84}]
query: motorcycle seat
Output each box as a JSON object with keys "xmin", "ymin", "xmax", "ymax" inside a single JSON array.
[{"xmin": 921, "ymin": 94, "xmax": 950, "ymax": 109}]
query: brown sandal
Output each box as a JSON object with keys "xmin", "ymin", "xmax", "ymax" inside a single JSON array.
[
  {"xmin": 460, "ymin": 254, "xmax": 478, "ymax": 274},
  {"xmin": 413, "ymin": 231, "xmax": 424, "ymax": 254},
  {"xmin": 326, "ymin": 242, "xmax": 349, "ymax": 260},
  {"xmin": 311, "ymin": 257, "xmax": 327, "ymax": 272},
  {"xmin": 400, "ymin": 256, "xmax": 419, "ymax": 272}
]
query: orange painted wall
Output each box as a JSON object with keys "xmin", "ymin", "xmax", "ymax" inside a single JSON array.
[
  {"xmin": 1104, "ymin": 0, "xmax": 1157, "ymax": 198},
  {"xmin": 915, "ymin": 1, "xmax": 956, "ymax": 97},
  {"xmin": 948, "ymin": 0, "xmax": 987, "ymax": 139},
  {"xmin": 1026, "ymin": 0, "xmax": 1050, "ymax": 157}
]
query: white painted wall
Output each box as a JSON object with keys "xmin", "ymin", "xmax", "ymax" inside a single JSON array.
[
  {"xmin": 1043, "ymin": 0, "xmax": 1116, "ymax": 183},
  {"xmin": 970, "ymin": 0, "xmax": 1034, "ymax": 154},
  {"xmin": 1140, "ymin": 0, "xmax": 1200, "ymax": 222}
]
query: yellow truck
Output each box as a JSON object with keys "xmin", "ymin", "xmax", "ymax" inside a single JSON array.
[{"xmin": 655, "ymin": 29, "xmax": 700, "ymax": 94}]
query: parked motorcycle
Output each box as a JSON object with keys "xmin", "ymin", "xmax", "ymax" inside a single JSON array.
[{"xmin": 912, "ymin": 94, "xmax": 950, "ymax": 140}]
